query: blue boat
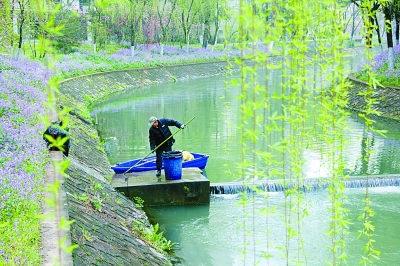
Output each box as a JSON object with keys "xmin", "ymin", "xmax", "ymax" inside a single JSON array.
[{"xmin": 111, "ymin": 152, "xmax": 209, "ymax": 174}]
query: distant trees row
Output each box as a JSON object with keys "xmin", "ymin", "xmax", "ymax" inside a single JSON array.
[
  {"xmin": 86, "ymin": 0, "xmax": 234, "ymax": 55},
  {"xmin": 0, "ymin": 0, "xmax": 236, "ymax": 58},
  {"xmin": 349, "ymin": 0, "xmax": 400, "ymax": 69},
  {"xmin": 0, "ymin": 0, "xmax": 399, "ymax": 62}
]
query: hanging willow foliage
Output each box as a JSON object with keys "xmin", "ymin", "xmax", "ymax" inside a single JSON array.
[
  {"xmin": 231, "ymin": 0, "xmax": 380, "ymax": 265},
  {"xmin": 357, "ymin": 0, "xmax": 383, "ymax": 265}
]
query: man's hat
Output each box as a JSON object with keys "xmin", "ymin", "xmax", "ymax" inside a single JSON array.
[{"xmin": 148, "ymin": 116, "xmax": 158, "ymax": 126}]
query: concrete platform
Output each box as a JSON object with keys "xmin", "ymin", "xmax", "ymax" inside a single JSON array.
[{"xmin": 112, "ymin": 167, "xmax": 210, "ymax": 206}]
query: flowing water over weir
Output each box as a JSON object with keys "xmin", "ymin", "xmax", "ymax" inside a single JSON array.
[{"xmin": 210, "ymin": 174, "xmax": 400, "ymax": 194}]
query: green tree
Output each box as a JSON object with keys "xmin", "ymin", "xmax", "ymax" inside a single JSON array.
[
  {"xmin": 53, "ymin": 9, "xmax": 82, "ymax": 54},
  {"xmin": 382, "ymin": 0, "xmax": 396, "ymax": 69},
  {"xmin": 156, "ymin": 0, "xmax": 178, "ymax": 55},
  {"xmin": 177, "ymin": 0, "xmax": 201, "ymax": 52},
  {"xmin": 199, "ymin": 0, "xmax": 212, "ymax": 48},
  {"xmin": 14, "ymin": 0, "xmax": 32, "ymax": 59},
  {"xmin": 106, "ymin": 1, "xmax": 129, "ymax": 44},
  {"xmin": 210, "ymin": 0, "xmax": 225, "ymax": 47},
  {"xmin": 342, "ymin": 2, "xmax": 362, "ymax": 44},
  {"xmin": 351, "ymin": 0, "xmax": 381, "ymax": 48},
  {"xmin": 221, "ymin": 3, "xmax": 238, "ymax": 48},
  {"xmin": 395, "ymin": 2, "xmax": 400, "ymax": 45},
  {"xmin": 127, "ymin": 0, "xmax": 149, "ymax": 56},
  {"xmin": 90, "ymin": 0, "xmax": 110, "ymax": 52}
]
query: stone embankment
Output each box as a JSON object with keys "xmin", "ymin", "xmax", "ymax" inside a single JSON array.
[
  {"xmin": 347, "ymin": 74, "xmax": 400, "ymax": 120},
  {"xmin": 58, "ymin": 61, "xmax": 232, "ymax": 265}
]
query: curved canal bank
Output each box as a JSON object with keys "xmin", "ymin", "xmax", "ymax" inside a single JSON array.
[
  {"xmin": 55, "ymin": 57, "xmax": 399, "ymax": 265},
  {"xmin": 56, "ymin": 61, "xmax": 234, "ymax": 265},
  {"xmin": 347, "ymin": 74, "xmax": 400, "ymax": 120}
]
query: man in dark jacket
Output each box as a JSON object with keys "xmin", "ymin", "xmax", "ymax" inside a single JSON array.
[
  {"xmin": 148, "ymin": 116, "xmax": 184, "ymax": 177},
  {"xmin": 43, "ymin": 120, "xmax": 70, "ymax": 157}
]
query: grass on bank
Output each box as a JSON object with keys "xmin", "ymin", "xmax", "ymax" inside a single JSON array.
[{"xmin": 0, "ymin": 197, "xmax": 42, "ymax": 264}]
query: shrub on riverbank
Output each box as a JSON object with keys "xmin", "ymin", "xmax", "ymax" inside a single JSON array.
[{"xmin": 355, "ymin": 44, "xmax": 400, "ymax": 87}]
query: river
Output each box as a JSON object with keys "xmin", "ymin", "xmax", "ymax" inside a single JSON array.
[{"xmin": 91, "ymin": 49, "xmax": 400, "ymax": 265}]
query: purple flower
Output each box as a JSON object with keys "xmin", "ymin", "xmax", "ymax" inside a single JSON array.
[{"xmin": 0, "ymin": 54, "xmax": 47, "ymax": 217}]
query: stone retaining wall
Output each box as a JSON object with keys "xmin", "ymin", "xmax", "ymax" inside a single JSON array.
[
  {"xmin": 347, "ymin": 74, "xmax": 400, "ymax": 120},
  {"xmin": 58, "ymin": 61, "xmax": 232, "ymax": 265}
]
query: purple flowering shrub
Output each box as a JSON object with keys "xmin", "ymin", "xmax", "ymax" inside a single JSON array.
[
  {"xmin": 356, "ymin": 45, "xmax": 400, "ymax": 86},
  {"xmin": 0, "ymin": 55, "xmax": 48, "ymax": 264},
  {"xmin": 372, "ymin": 45, "xmax": 400, "ymax": 70}
]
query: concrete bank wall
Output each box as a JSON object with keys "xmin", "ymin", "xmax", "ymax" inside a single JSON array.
[
  {"xmin": 347, "ymin": 74, "xmax": 400, "ymax": 120},
  {"xmin": 58, "ymin": 61, "xmax": 232, "ymax": 265}
]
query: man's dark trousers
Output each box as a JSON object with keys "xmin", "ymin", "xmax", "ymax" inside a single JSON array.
[{"xmin": 155, "ymin": 145, "xmax": 172, "ymax": 170}]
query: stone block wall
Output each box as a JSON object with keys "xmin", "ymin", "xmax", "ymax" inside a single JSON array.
[{"xmin": 347, "ymin": 74, "xmax": 400, "ymax": 120}]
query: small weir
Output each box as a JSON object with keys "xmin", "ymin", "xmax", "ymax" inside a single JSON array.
[{"xmin": 210, "ymin": 175, "xmax": 400, "ymax": 194}]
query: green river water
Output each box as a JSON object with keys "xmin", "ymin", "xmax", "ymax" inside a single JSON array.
[{"xmin": 92, "ymin": 52, "xmax": 400, "ymax": 265}]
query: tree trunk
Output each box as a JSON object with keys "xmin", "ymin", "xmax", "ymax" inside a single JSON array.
[
  {"xmin": 212, "ymin": 8, "xmax": 219, "ymax": 47},
  {"xmin": 388, "ymin": 47, "xmax": 394, "ymax": 70},
  {"xmin": 202, "ymin": 25, "xmax": 209, "ymax": 48},
  {"xmin": 32, "ymin": 39, "xmax": 37, "ymax": 58},
  {"xmin": 10, "ymin": 0, "xmax": 16, "ymax": 48},
  {"xmin": 130, "ymin": 26, "xmax": 135, "ymax": 56},
  {"xmin": 212, "ymin": 26, "xmax": 219, "ymax": 46},
  {"xmin": 383, "ymin": 6, "xmax": 394, "ymax": 70},
  {"xmin": 350, "ymin": 5, "xmax": 356, "ymax": 41},
  {"xmin": 18, "ymin": 25, "xmax": 23, "ymax": 49},
  {"xmin": 129, "ymin": 1, "xmax": 135, "ymax": 57},
  {"xmin": 373, "ymin": 15, "xmax": 382, "ymax": 49},
  {"xmin": 186, "ymin": 35, "xmax": 189, "ymax": 53},
  {"xmin": 131, "ymin": 45, "xmax": 135, "ymax": 57},
  {"xmin": 87, "ymin": 21, "xmax": 92, "ymax": 44},
  {"xmin": 93, "ymin": 28, "xmax": 97, "ymax": 52},
  {"xmin": 365, "ymin": 15, "xmax": 374, "ymax": 48},
  {"xmin": 200, "ymin": 23, "xmax": 204, "ymax": 45},
  {"xmin": 396, "ymin": 16, "xmax": 400, "ymax": 45},
  {"xmin": 16, "ymin": 21, "xmax": 23, "ymax": 60}
]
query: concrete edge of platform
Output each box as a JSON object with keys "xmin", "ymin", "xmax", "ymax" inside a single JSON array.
[
  {"xmin": 112, "ymin": 168, "xmax": 210, "ymax": 206},
  {"xmin": 40, "ymin": 151, "xmax": 73, "ymax": 266}
]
